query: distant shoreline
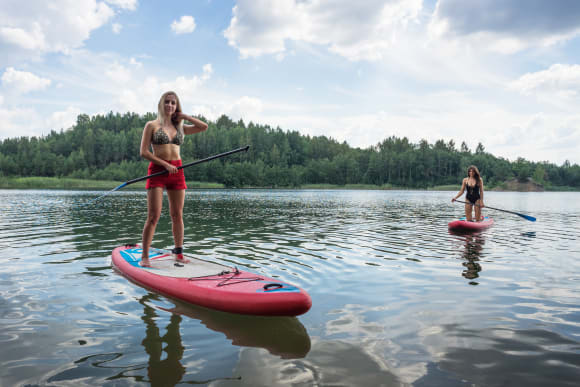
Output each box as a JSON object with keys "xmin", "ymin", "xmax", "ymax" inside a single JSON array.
[
  {"xmin": 0, "ymin": 177, "xmax": 222, "ymax": 190},
  {"xmin": 0, "ymin": 177, "xmax": 577, "ymax": 192}
]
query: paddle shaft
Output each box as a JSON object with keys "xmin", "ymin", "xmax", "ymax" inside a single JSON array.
[
  {"xmin": 125, "ymin": 145, "xmax": 250, "ymax": 186},
  {"xmin": 81, "ymin": 146, "xmax": 250, "ymax": 206},
  {"xmin": 454, "ymin": 199, "xmax": 536, "ymax": 222}
]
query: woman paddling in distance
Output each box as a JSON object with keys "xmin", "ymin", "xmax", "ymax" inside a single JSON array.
[
  {"xmin": 452, "ymin": 165, "xmax": 485, "ymax": 222},
  {"xmin": 139, "ymin": 91, "xmax": 208, "ymax": 267}
]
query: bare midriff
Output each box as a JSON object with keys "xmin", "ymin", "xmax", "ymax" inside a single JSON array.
[{"xmin": 152, "ymin": 144, "xmax": 181, "ymax": 161}]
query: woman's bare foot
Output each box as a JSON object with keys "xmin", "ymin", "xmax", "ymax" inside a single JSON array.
[
  {"xmin": 174, "ymin": 254, "xmax": 190, "ymax": 263},
  {"xmin": 172, "ymin": 247, "xmax": 190, "ymax": 263},
  {"xmin": 140, "ymin": 258, "xmax": 152, "ymax": 267}
]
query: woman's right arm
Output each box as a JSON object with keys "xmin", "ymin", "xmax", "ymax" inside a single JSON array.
[
  {"xmin": 140, "ymin": 122, "xmax": 177, "ymax": 173},
  {"xmin": 452, "ymin": 178, "xmax": 466, "ymax": 202}
]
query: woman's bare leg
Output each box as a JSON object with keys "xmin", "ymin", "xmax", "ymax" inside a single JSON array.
[
  {"xmin": 465, "ymin": 202, "xmax": 473, "ymax": 221},
  {"xmin": 167, "ymin": 189, "xmax": 186, "ymax": 261},
  {"xmin": 141, "ymin": 187, "xmax": 163, "ymax": 266},
  {"xmin": 475, "ymin": 199, "xmax": 483, "ymax": 221}
]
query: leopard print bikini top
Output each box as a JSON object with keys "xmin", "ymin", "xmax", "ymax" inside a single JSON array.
[{"xmin": 151, "ymin": 127, "xmax": 183, "ymax": 145}]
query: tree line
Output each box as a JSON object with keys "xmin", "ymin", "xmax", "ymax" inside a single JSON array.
[{"xmin": 1, "ymin": 112, "xmax": 579, "ymax": 189}]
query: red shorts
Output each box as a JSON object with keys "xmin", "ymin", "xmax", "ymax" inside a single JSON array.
[{"xmin": 145, "ymin": 160, "xmax": 187, "ymax": 190}]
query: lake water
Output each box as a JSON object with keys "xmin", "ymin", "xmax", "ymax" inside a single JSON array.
[{"xmin": 0, "ymin": 189, "xmax": 579, "ymax": 386}]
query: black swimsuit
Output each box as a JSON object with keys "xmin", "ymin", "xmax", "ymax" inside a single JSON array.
[{"xmin": 466, "ymin": 181, "xmax": 480, "ymax": 204}]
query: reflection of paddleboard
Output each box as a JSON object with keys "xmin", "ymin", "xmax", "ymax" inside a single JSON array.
[
  {"xmin": 448, "ymin": 217, "xmax": 494, "ymax": 231},
  {"xmin": 112, "ymin": 245, "xmax": 312, "ymax": 316},
  {"xmin": 161, "ymin": 298, "xmax": 311, "ymax": 359}
]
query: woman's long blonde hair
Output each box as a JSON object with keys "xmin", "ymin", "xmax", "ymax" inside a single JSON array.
[{"xmin": 157, "ymin": 91, "xmax": 184, "ymax": 132}]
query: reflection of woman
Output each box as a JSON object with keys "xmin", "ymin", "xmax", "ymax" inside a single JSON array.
[
  {"xmin": 452, "ymin": 165, "xmax": 485, "ymax": 222},
  {"xmin": 139, "ymin": 91, "xmax": 208, "ymax": 267},
  {"xmin": 459, "ymin": 233, "xmax": 484, "ymax": 282},
  {"xmin": 140, "ymin": 295, "xmax": 185, "ymax": 385}
]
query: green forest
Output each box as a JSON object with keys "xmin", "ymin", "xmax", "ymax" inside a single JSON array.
[{"xmin": 1, "ymin": 112, "xmax": 579, "ymax": 190}]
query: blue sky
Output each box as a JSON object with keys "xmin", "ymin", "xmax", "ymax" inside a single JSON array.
[{"xmin": 1, "ymin": 0, "xmax": 580, "ymax": 164}]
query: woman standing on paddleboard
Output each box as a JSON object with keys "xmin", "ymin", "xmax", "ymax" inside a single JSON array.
[
  {"xmin": 139, "ymin": 91, "xmax": 208, "ymax": 267},
  {"xmin": 452, "ymin": 165, "xmax": 485, "ymax": 222}
]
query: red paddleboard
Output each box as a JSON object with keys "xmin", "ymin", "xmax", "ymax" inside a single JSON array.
[
  {"xmin": 448, "ymin": 217, "xmax": 494, "ymax": 231},
  {"xmin": 112, "ymin": 245, "xmax": 312, "ymax": 316}
]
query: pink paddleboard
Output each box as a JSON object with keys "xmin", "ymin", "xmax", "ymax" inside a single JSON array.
[
  {"xmin": 448, "ymin": 217, "xmax": 494, "ymax": 231},
  {"xmin": 112, "ymin": 245, "xmax": 312, "ymax": 316}
]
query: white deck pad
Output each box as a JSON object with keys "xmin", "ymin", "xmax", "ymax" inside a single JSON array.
[{"xmin": 120, "ymin": 247, "xmax": 234, "ymax": 278}]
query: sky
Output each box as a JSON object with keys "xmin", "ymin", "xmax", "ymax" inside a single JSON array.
[{"xmin": 1, "ymin": 0, "xmax": 580, "ymax": 165}]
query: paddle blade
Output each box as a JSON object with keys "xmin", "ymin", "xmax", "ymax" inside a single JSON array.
[
  {"xmin": 518, "ymin": 213, "xmax": 536, "ymax": 222},
  {"xmin": 72, "ymin": 182, "xmax": 128, "ymax": 209}
]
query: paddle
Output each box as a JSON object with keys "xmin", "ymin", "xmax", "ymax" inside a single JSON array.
[
  {"xmin": 85, "ymin": 145, "xmax": 250, "ymax": 205},
  {"xmin": 454, "ymin": 199, "xmax": 536, "ymax": 222}
]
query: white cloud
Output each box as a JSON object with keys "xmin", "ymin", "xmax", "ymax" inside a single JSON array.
[
  {"xmin": 490, "ymin": 113, "xmax": 580, "ymax": 163},
  {"xmin": 224, "ymin": 0, "xmax": 422, "ymax": 61},
  {"xmin": 46, "ymin": 106, "xmax": 82, "ymax": 131},
  {"xmin": 171, "ymin": 15, "xmax": 196, "ymax": 35},
  {"xmin": 114, "ymin": 64, "xmax": 214, "ymax": 114},
  {"xmin": 227, "ymin": 96, "xmax": 263, "ymax": 121},
  {"xmin": 190, "ymin": 104, "xmax": 220, "ymax": 121},
  {"xmin": 105, "ymin": 62, "xmax": 132, "ymax": 83},
  {"xmin": 37, "ymin": 49, "xmax": 149, "ymax": 98},
  {"xmin": 129, "ymin": 57, "xmax": 143, "ymax": 68},
  {"xmin": 116, "ymin": 88, "xmax": 143, "ymax": 114},
  {"xmin": 105, "ymin": 0, "xmax": 138, "ymax": 11},
  {"xmin": 509, "ymin": 64, "xmax": 580, "ymax": 97},
  {"xmin": 1, "ymin": 67, "xmax": 51, "ymax": 94},
  {"xmin": 201, "ymin": 63, "xmax": 213, "ymax": 80},
  {"xmin": 0, "ymin": 105, "xmax": 81, "ymax": 139},
  {"xmin": 112, "ymin": 23, "xmax": 122, "ymax": 34},
  {"xmin": 0, "ymin": 23, "xmax": 47, "ymax": 51},
  {"xmin": 429, "ymin": 0, "xmax": 580, "ymax": 54},
  {"xmin": 189, "ymin": 96, "xmax": 267, "ymax": 125},
  {"xmin": 0, "ymin": 106, "xmax": 42, "ymax": 138},
  {"xmin": 0, "ymin": 0, "xmax": 115, "ymax": 55}
]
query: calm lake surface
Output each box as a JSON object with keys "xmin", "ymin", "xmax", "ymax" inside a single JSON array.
[{"xmin": 1, "ymin": 189, "xmax": 579, "ymax": 386}]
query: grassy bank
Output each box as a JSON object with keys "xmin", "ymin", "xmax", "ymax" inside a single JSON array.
[
  {"xmin": 428, "ymin": 185, "xmax": 457, "ymax": 191},
  {"xmin": 544, "ymin": 185, "xmax": 579, "ymax": 192},
  {"xmin": 0, "ymin": 177, "xmax": 136, "ymax": 190},
  {"xmin": 302, "ymin": 184, "xmax": 459, "ymax": 190},
  {"xmin": 0, "ymin": 177, "xmax": 224, "ymax": 190},
  {"xmin": 1, "ymin": 177, "xmax": 577, "ymax": 191},
  {"xmin": 0, "ymin": 179, "xmax": 395, "ymax": 191}
]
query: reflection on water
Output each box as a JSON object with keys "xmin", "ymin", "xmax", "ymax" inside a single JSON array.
[
  {"xmin": 213, "ymin": 339, "xmax": 403, "ymax": 387},
  {"xmin": 1, "ymin": 189, "xmax": 580, "ymax": 386},
  {"xmin": 163, "ymin": 299, "xmax": 311, "ymax": 359},
  {"xmin": 449, "ymin": 230, "xmax": 486, "ymax": 284},
  {"xmin": 140, "ymin": 294, "xmax": 186, "ymax": 386},
  {"xmin": 437, "ymin": 324, "xmax": 580, "ymax": 387}
]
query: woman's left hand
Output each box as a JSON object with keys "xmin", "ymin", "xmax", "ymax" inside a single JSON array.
[{"xmin": 173, "ymin": 112, "xmax": 186, "ymax": 121}]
